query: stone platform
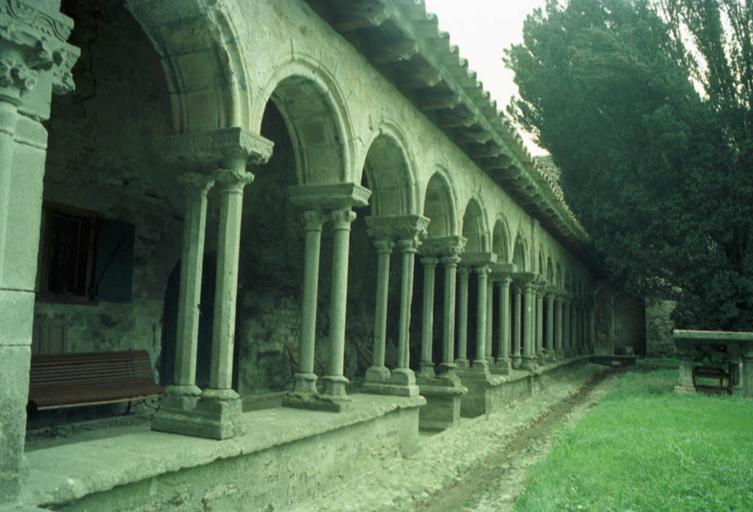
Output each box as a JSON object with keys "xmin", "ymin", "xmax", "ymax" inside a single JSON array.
[
  {"xmin": 458, "ymin": 357, "xmax": 590, "ymax": 418},
  {"xmin": 20, "ymin": 394, "xmax": 424, "ymax": 511}
]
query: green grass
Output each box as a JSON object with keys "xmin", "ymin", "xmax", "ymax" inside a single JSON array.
[{"xmin": 515, "ymin": 370, "xmax": 753, "ymax": 512}]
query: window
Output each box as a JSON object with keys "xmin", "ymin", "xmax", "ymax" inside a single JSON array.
[{"xmin": 38, "ymin": 202, "xmax": 135, "ymax": 304}]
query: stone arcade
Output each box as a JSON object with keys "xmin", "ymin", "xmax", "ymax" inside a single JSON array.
[{"xmin": 0, "ymin": 0, "xmax": 599, "ymax": 510}]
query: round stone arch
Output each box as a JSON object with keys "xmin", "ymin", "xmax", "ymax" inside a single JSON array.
[
  {"xmin": 126, "ymin": 0, "xmax": 252, "ymax": 132},
  {"xmin": 462, "ymin": 198, "xmax": 491, "ymax": 253},
  {"xmin": 512, "ymin": 233, "xmax": 528, "ymax": 271},
  {"xmin": 358, "ymin": 122, "xmax": 419, "ymax": 216},
  {"xmin": 492, "ymin": 217, "xmax": 511, "ymax": 262},
  {"xmin": 422, "ymin": 168, "xmax": 459, "ymax": 237},
  {"xmin": 251, "ymin": 55, "xmax": 355, "ymax": 185}
]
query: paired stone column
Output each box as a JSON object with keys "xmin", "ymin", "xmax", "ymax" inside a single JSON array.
[
  {"xmin": 473, "ymin": 265, "xmax": 490, "ymax": 369},
  {"xmin": 365, "ymin": 238, "xmax": 393, "ymax": 384},
  {"xmin": 535, "ymin": 283, "xmax": 545, "ymax": 364},
  {"xmin": 491, "ymin": 263, "xmax": 515, "ymax": 374},
  {"xmin": 545, "ymin": 290, "xmax": 555, "ymax": 360},
  {"xmin": 486, "ymin": 277, "xmax": 494, "ymax": 364},
  {"xmin": 0, "ymin": 7, "xmax": 78, "ymax": 504},
  {"xmin": 285, "ymin": 183, "xmax": 370, "ymax": 411},
  {"xmin": 353, "ymin": 215, "xmax": 427, "ymax": 397},
  {"xmin": 512, "ymin": 284, "xmax": 523, "ymax": 368},
  {"xmin": 419, "ymin": 256, "xmax": 438, "ymax": 378},
  {"xmin": 294, "ymin": 210, "xmax": 325, "ymax": 394},
  {"xmin": 522, "ymin": 280, "xmax": 537, "ymax": 370},
  {"xmin": 456, "ymin": 266, "xmax": 471, "ymax": 368},
  {"xmin": 158, "ymin": 173, "xmax": 215, "ymax": 412},
  {"xmin": 439, "ymin": 253, "xmax": 461, "ymax": 376}
]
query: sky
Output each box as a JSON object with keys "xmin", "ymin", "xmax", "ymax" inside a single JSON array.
[{"xmin": 423, "ymin": 0, "xmax": 547, "ymax": 155}]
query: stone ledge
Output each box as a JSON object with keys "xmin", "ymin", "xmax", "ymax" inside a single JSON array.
[{"xmin": 21, "ymin": 394, "xmax": 425, "ymax": 507}]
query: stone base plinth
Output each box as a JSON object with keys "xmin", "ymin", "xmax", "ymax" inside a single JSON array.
[
  {"xmin": 152, "ymin": 395, "xmax": 243, "ymax": 440},
  {"xmin": 282, "ymin": 391, "xmax": 351, "ymax": 412},
  {"xmin": 362, "ymin": 381, "xmax": 420, "ymax": 397},
  {"xmin": 22, "ymin": 395, "xmax": 425, "ymax": 511},
  {"xmin": 417, "ymin": 379, "xmax": 467, "ymax": 432}
]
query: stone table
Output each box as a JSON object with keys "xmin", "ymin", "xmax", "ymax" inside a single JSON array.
[{"xmin": 673, "ymin": 330, "xmax": 753, "ymax": 397}]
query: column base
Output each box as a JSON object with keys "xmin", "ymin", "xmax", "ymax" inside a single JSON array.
[
  {"xmin": 491, "ymin": 357, "xmax": 511, "ymax": 375},
  {"xmin": 536, "ymin": 353, "xmax": 546, "ymax": 365},
  {"xmin": 472, "ymin": 358, "xmax": 489, "ymax": 372},
  {"xmin": 152, "ymin": 389, "xmax": 242, "ymax": 440},
  {"xmin": 362, "ymin": 380, "xmax": 420, "ymax": 397},
  {"xmin": 521, "ymin": 356, "xmax": 537, "ymax": 371},
  {"xmin": 318, "ymin": 375, "xmax": 351, "ymax": 410},
  {"xmin": 455, "ymin": 358, "xmax": 470, "ymax": 369},
  {"xmin": 365, "ymin": 366, "xmax": 391, "ymax": 384},
  {"xmin": 293, "ymin": 372, "xmax": 318, "ymax": 394},
  {"xmin": 417, "ymin": 361, "xmax": 436, "ymax": 379},
  {"xmin": 511, "ymin": 355, "xmax": 522, "ymax": 369}
]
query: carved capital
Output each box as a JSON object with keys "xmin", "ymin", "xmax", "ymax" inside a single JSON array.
[
  {"xmin": 215, "ymin": 167, "xmax": 254, "ymax": 194},
  {"xmin": 302, "ymin": 210, "xmax": 326, "ymax": 231},
  {"xmin": 0, "ymin": 1, "xmax": 79, "ymax": 96},
  {"xmin": 177, "ymin": 171, "xmax": 215, "ymax": 197},
  {"xmin": 420, "ymin": 235, "xmax": 467, "ymax": 258},
  {"xmin": 473, "ymin": 264, "xmax": 491, "ymax": 275},
  {"xmin": 441, "ymin": 254, "xmax": 462, "ymax": 267},
  {"xmin": 289, "ymin": 183, "xmax": 371, "ymax": 211},
  {"xmin": 373, "ymin": 238, "xmax": 394, "ymax": 254},
  {"xmin": 365, "ymin": 214, "xmax": 429, "ymax": 246},
  {"xmin": 420, "ymin": 256, "xmax": 439, "ymax": 267},
  {"xmin": 396, "ymin": 238, "xmax": 420, "ymax": 254},
  {"xmin": 330, "ymin": 208, "xmax": 357, "ymax": 229}
]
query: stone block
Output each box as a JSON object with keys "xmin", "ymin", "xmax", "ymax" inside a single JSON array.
[
  {"xmin": 0, "ymin": 290, "xmax": 35, "ymax": 347},
  {"xmin": 0, "ymin": 346, "xmax": 31, "ymax": 504},
  {"xmin": 418, "ymin": 382, "xmax": 466, "ymax": 432}
]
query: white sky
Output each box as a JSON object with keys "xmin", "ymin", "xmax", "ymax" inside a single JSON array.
[{"xmin": 423, "ymin": 0, "xmax": 547, "ymax": 155}]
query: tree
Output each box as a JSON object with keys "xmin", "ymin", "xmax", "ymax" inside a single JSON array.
[{"xmin": 506, "ymin": 0, "xmax": 753, "ymax": 329}]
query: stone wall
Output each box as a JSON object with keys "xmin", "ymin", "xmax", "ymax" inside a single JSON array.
[{"xmin": 645, "ymin": 298, "xmax": 677, "ymax": 356}]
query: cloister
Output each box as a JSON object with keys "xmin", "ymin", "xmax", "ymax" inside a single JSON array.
[{"xmin": 0, "ymin": 1, "xmax": 606, "ymax": 510}]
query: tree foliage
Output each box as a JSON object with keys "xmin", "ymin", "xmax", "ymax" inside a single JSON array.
[{"xmin": 506, "ymin": 0, "xmax": 753, "ymax": 329}]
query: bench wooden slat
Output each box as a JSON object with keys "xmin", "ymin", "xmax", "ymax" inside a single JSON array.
[{"xmin": 28, "ymin": 350, "xmax": 164, "ymax": 411}]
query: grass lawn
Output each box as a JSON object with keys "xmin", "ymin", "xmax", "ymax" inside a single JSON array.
[{"xmin": 515, "ymin": 369, "xmax": 753, "ymax": 512}]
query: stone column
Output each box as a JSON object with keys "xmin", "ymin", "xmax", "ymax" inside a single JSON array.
[
  {"xmin": 321, "ymin": 208, "xmax": 357, "ymax": 401},
  {"xmin": 456, "ymin": 266, "xmax": 470, "ymax": 368},
  {"xmin": 439, "ymin": 254, "xmax": 461, "ymax": 376},
  {"xmin": 495, "ymin": 276, "xmax": 512, "ymax": 373},
  {"xmin": 365, "ymin": 238, "xmax": 393, "ymax": 385},
  {"xmin": 512, "ymin": 284, "xmax": 523, "ymax": 368},
  {"xmin": 675, "ymin": 351, "xmax": 696, "ymax": 393},
  {"xmin": 391, "ymin": 237, "xmax": 419, "ymax": 394},
  {"xmin": 486, "ymin": 277, "xmax": 494, "ymax": 363},
  {"xmin": 522, "ymin": 282, "xmax": 536, "ymax": 370},
  {"xmin": 473, "ymin": 266, "xmax": 490, "ymax": 369},
  {"xmin": 419, "ymin": 257, "xmax": 438, "ymax": 378},
  {"xmin": 294, "ymin": 210, "xmax": 325, "ymax": 394},
  {"xmin": 536, "ymin": 286, "xmax": 544, "ymax": 364},
  {"xmin": 742, "ymin": 350, "xmax": 753, "ymax": 399},
  {"xmin": 0, "ymin": 13, "xmax": 78, "ymax": 504},
  {"xmin": 163, "ymin": 173, "xmax": 215, "ymax": 404},
  {"xmin": 546, "ymin": 291, "xmax": 555, "ymax": 360},
  {"xmin": 555, "ymin": 296, "xmax": 564, "ymax": 357},
  {"xmin": 570, "ymin": 301, "xmax": 578, "ymax": 355},
  {"xmin": 563, "ymin": 298, "xmax": 571, "ymax": 356}
]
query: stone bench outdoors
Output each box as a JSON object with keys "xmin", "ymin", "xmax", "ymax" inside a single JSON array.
[{"xmin": 673, "ymin": 330, "xmax": 753, "ymax": 398}]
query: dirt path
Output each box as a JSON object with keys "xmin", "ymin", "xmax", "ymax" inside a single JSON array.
[{"xmin": 415, "ymin": 368, "xmax": 623, "ymax": 512}]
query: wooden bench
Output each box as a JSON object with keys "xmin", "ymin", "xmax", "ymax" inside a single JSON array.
[
  {"xmin": 692, "ymin": 364, "xmax": 735, "ymax": 394},
  {"xmin": 28, "ymin": 350, "xmax": 164, "ymax": 411}
]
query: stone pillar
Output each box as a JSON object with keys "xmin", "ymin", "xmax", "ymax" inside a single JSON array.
[
  {"xmin": 0, "ymin": 7, "xmax": 78, "ymax": 504},
  {"xmin": 522, "ymin": 282, "xmax": 536, "ymax": 370},
  {"xmin": 512, "ymin": 284, "xmax": 523, "ymax": 368},
  {"xmin": 495, "ymin": 276, "xmax": 512, "ymax": 373},
  {"xmin": 365, "ymin": 238, "xmax": 393, "ymax": 385},
  {"xmin": 546, "ymin": 291, "xmax": 555, "ymax": 360},
  {"xmin": 570, "ymin": 301, "xmax": 578, "ymax": 355},
  {"xmin": 391, "ymin": 237, "xmax": 419, "ymax": 394},
  {"xmin": 473, "ymin": 266, "xmax": 490, "ymax": 369},
  {"xmin": 456, "ymin": 266, "xmax": 470, "ymax": 368},
  {"xmin": 294, "ymin": 210, "xmax": 325, "ymax": 394},
  {"xmin": 439, "ymin": 254, "xmax": 460, "ymax": 376},
  {"xmin": 419, "ymin": 257, "xmax": 438, "ymax": 378},
  {"xmin": 321, "ymin": 208, "xmax": 357, "ymax": 401},
  {"xmin": 160, "ymin": 173, "xmax": 215, "ymax": 408},
  {"xmin": 675, "ymin": 351, "xmax": 696, "ymax": 394},
  {"xmin": 555, "ymin": 296, "xmax": 564, "ymax": 357},
  {"xmin": 486, "ymin": 277, "xmax": 494, "ymax": 363},
  {"xmin": 742, "ymin": 351, "xmax": 753, "ymax": 399},
  {"xmin": 536, "ymin": 286, "xmax": 544, "ymax": 364}
]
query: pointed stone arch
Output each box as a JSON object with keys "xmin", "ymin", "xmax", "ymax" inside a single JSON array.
[
  {"xmin": 360, "ymin": 123, "xmax": 418, "ymax": 216},
  {"xmin": 126, "ymin": 0, "xmax": 252, "ymax": 133},
  {"xmin": 462, "ymin": 198, "xmax": 490, "ymax": 253},
  {"xmin": 253, "ymin": 56, "xmax": 355, "ymax": 185},
  {"xmin": 422, "ymin": 169, "xmax": 458, "ymax": 238},
  {"xmin": 492, "ymin": 217, "xmax": 511, "ymax": 262}
]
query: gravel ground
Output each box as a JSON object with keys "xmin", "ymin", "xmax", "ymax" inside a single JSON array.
[{"xmin": 291, "ymin": 364, "xmax": 616, "ymax": 512}]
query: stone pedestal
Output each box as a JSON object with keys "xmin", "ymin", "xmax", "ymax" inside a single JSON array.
[{"xmin": 418, "ymin": 382, "xmax": 467, "ymax": 431}]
